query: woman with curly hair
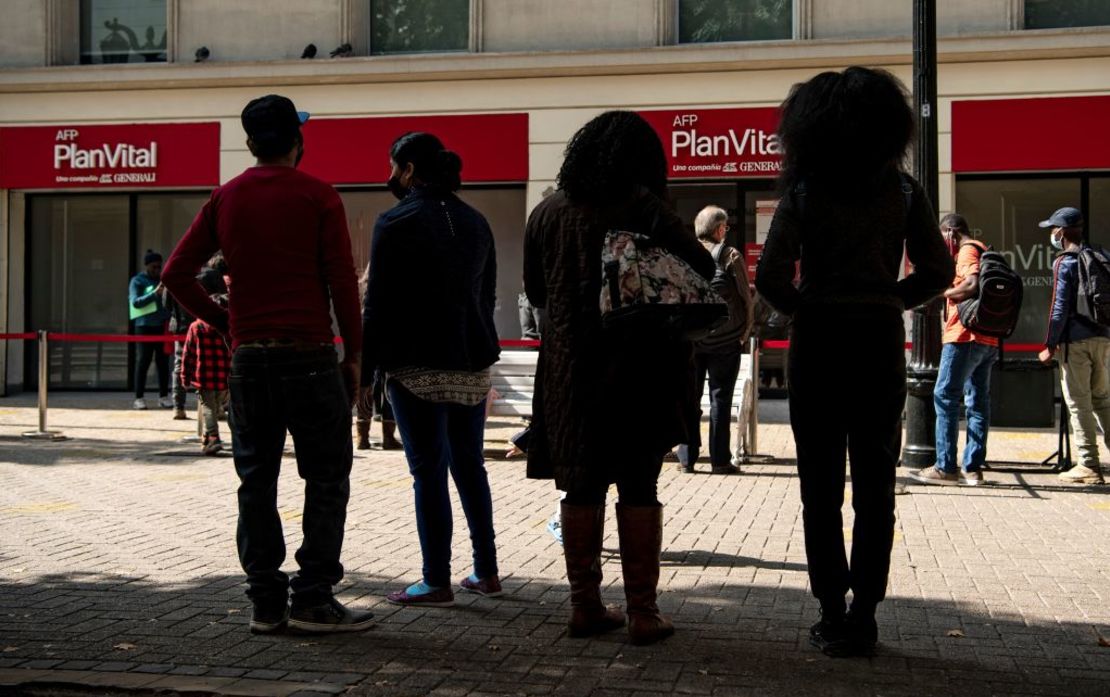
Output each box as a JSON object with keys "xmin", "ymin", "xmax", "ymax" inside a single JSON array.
[
  {"xmin": 756, "ymin": 67, "xmax": 953, "ymax": 657},
  {"xmin": 524, "ymin": 111, "xmax": 715, "ymax": 645}
]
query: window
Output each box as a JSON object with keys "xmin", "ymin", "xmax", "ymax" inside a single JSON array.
[
  {"xmin": 370, "ymin": 0, "xmax": 469, "ymax": 55},
  {"xmin": 1025, "ymin": 0, "xmax": 1110, "ymax": 30},
  {"xmin": 80, "ymin": 0, "xmax": 167, "ymax": 64},
  {"xmin": 678, "ymin": 0, "xmax": 792, "ymax": 44}
]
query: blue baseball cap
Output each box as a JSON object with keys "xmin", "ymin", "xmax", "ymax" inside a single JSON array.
[{"xmin": 1039, "ymin": 206, "xmax": 1084, "ymax": 228}]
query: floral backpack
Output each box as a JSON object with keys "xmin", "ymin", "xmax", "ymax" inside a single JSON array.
[{"xmin": 599, "ymin": 230, "xmax": 727, "ymax": 340}]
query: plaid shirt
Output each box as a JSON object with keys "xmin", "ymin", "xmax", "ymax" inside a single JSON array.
[{"xmin": 180, "ymin": 319, "xmax": 230, "ymax": 391}]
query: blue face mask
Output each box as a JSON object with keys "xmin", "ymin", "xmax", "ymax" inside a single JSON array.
[{"xmin": 1050, "ymin": 233, "xmax": 1064, "ymax": 251}]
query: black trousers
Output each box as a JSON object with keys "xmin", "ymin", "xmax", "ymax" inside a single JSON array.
[
  {"xmin": 787, "ymin": 305, "xmax": 905, "ymax": 613},
  {"xmin": 677, "ymin": 349, "xmax": 743, "ymax": 467},
  {"xmin": 134, "ymin": 326, "xmax": 169, "ymax": 399},
  {"xmin": 227, "ymin": 346, "xmax": 353, "ymax": 607}
]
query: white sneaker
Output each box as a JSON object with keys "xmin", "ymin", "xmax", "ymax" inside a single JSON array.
[
  {"xmin": 1058, "ymin": 464, "xmax": 1105, "ymax": 485},
  {"xmin": 158, "ymin": 397, "xmax": 174, "ymax": 409},
  {"xmin": 132, "ymin": 398, "xmax": 147, "ymax": 410}
]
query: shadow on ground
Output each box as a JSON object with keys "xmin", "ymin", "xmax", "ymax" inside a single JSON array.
[{"xmin": 1, "ymin": 569, "xmax": 1107, "ymax": 697}]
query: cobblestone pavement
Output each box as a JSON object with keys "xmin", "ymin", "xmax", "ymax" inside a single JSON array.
[{"xmin": 0, "ymin": 392, "xmax": 1108, "ymax": 697}]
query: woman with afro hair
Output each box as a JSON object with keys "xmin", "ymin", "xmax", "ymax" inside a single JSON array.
[{"xmin": 523, "ymin": 111, "xmax": 715, "ymax": 645}]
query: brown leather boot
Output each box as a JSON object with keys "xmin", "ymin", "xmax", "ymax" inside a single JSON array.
[
  {"xmin": 381, "ymin": 421, "xmax": 402, "ymax": 450},
  {"xmin": 616, "ymin": 502, "xmax": 674, "ymax": 646},
  {"xmin": 355, "ymin": 420, "xmax": 370, "ymax": 450},
  {"xmin": 561, "ymin": 503, "xmax": 625, "ymax": 638}
]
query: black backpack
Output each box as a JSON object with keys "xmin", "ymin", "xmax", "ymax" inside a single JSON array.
[
  {"xmin": 1073, "ymin": 245, "xmax": 1110, "ymax": 327},
  {"xmin": 695, "ymin": 244, "xmax": 752, "ymax": 353},
  {"xmin": 956, "ymin": 241, "xmax": 1023, "ymax": 338}
]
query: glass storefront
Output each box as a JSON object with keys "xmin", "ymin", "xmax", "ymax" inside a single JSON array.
[
  {"xmin": 26, "ymin": 192, "xmax": 206, "ymax": 390},
  {"xmin": 955, "ymin": 174, "xmax": 1109, "ymax": 346},
  {"xmin": 340, "ymin": 186, "xmax": 527, "ymax": 339}
]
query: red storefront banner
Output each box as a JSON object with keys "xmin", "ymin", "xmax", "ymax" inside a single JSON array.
[
  {"xmin": 953, "ymin": 96, "xmax": 1110, "ymax": 173},
  {"xmin": 298, "ymin": 113, "xmax": 528, "ymax": 185},
  {"xmin": 0, "ymin": 122, "xmax": 220, "ymax": 189},
  {"xmin": 638, "ymin": 107, "xmax": 782, "ymax": 179}
]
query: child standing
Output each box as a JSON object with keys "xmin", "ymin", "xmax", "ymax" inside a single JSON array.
[{"xmin": 180, "ymin": 295, "xmax": 230, "ymax": 455}]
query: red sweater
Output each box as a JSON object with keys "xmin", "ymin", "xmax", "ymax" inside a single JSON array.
[{"xmin": 163, "ymin": 166, "xmax": 361, "ymax": 356}]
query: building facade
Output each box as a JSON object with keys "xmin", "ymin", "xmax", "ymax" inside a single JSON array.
[{"xmin": 2, "ymin": 0, "xmax": 1109, "ymax": 392}]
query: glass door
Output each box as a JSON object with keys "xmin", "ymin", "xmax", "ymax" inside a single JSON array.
[{"xmin": 29, "ymin": 195, "xmax": 131, "ymax": 388}]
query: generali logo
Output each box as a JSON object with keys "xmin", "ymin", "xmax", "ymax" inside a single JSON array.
[{"xmin": 52, "ymin": 128, "xmax": 158, "ymax": 184}]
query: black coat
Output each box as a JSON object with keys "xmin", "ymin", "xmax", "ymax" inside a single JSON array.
[
  {"xmin": 361, "ymin": 188, "xmax": 500, "ymax": 379},
  {"xmin": 523, "ymin": 190, "xmax": 715, "ymax": 490}
]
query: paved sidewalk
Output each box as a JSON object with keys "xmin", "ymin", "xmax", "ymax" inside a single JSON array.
[{"xmin": 0, "ymin": 393, "xmax": 1108, "ymax": 696}]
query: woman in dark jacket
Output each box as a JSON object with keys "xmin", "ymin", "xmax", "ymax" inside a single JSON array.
[
  {"xmin": 524, "ymin": 111, "xmax": 715, "ymax": 646},
  {"xmin": 362, "ymin": 132, "xmax": 502, "ymax": 607},
  {"xmin": 756, "ymin": 67, "xmax": 954, "ymax": 657}
]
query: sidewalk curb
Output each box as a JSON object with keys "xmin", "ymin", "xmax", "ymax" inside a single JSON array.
[{"xmin": 0, "ymin": 667, "xmax": 352, "ymax": 696}]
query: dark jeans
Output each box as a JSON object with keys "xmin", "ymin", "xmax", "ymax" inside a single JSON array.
[
  {"xmin": 134, "ymin": 326, "xmax": 169, "ymax": 399},
  {"xmin": 562, "ymin": 454, "xmax": 663, "ymax": 507},
  {"xmin": 171, "ymin": 341, "xmax": 186, "ymax": 409},
  {"xmin": 787, "ymin": 305, "xmax": 905, "ymax": 615},
  {"xmin": 387, "ymin": 381, "xmax": 497, "ymax": 588},
  {"xmin": 677, "ymin": 349, "xmax": 743, "ymax": 467},
  {"xmin": 228, "ymin": 346, "xmax": 352, "ymax": 607}
]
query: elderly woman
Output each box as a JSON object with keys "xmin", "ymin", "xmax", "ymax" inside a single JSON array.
[
  {"xmin": 524, "ymin": 111, "xmax": 715, "ymax": 646},
  {"xmin": 362, "ymin": 132, "xmax": 502, "ymax": 607}
]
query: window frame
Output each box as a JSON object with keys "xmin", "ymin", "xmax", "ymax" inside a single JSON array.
[
  {"xmin": 50, "ymin": 0, "xmax": 177, "ymax": 66},
  {"xmin": 672, "ymin": 0, "xmax": 801, "ymax": 45},
  {"xmin": 366, "ymin": 0, "xmax": 477, "ymax": 57}
]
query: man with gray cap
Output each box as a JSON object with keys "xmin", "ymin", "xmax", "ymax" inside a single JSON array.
[
  {"xmin": 1038, "ymin": 206, "xmax": 1109, "ymax": 485},
  {"xmin": 164, "ymin": 95, "xmax": 372, "ymax": 633}
]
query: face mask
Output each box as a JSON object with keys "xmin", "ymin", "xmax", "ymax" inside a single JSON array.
[
  {"xmin": 1050, "ymin": 233, "xmax": 1064, "ymax": 251},
  {"xmin": 294, "ymin": 142, "xmax": 304, "ymax": 168},
  {"xmin": 387, "ymin": 174, "xmax": 408, "ymax": 201}
]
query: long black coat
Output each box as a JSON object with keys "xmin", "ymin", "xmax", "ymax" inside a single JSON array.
[{"xmin": 523, "ymin": 190, "xmax": 716, "ymax": 491}]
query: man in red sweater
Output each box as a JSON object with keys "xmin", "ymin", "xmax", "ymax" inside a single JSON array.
[{"xmin": 163, "ymin": 95, "xmax": 371, "ymax": 635}]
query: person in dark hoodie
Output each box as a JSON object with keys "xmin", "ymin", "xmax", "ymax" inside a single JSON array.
[
  {"xmin": 524, "ymin": 111, "xmax": 715, "ymax": 646},
  {"xmin": 756, "ymin": 67, "xmax": 954, "ymax": 657},
  {"xmin": 362, "ymin": 132, "xmax": 502, "ymax": 608}
]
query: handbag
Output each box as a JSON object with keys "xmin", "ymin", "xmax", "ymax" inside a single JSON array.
[{"xmin": 599, "ymin": 230, "xmax": 727, "ymax": 340}]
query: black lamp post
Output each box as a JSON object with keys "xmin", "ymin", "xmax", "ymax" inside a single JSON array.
[{"xmin": 903, "ymin": 0, "xmax": 942, "ymax": 468}]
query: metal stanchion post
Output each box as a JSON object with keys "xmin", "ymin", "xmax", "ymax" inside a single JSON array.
[
  {"xmin": 742, "ymin": 336, "xmax": 774, "ymax": 464},
  {"xmin": 23, "ymin": 330, "xmax": 66, "ymax": 441}
]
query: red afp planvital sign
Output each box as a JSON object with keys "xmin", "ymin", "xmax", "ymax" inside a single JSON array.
[{"xmin": 0, "ymin": 122, "xmax": 220, "ymax": 189}]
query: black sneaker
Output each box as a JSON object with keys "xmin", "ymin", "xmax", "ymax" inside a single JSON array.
[
  {"xmin": 249, "ymin": 601, "xmax": 289, "ymax": 635},
  {"xmin": 809, "ymin": 615, "xmax": 850, "ymax": 657},
  {"xmin": 288, "ymin": 597, "xmax": 374, "ymax": 634},
  {"xmin": 844, "ymin": 610, "xmax": 878, "ymax": 656}
]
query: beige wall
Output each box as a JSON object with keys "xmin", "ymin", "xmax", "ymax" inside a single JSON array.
[
  {"xmin": 176, "ymin": 0, "xmax": 344, "ymax": 63},
  {"xmin": 481, "ymin": 0, "xmax": 659, "ymax": 52},
  {"xmin": 0, "ymin": 0, "xmax": 46, "ymax": 67}
]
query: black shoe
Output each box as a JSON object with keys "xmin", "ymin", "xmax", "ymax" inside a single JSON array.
[
  {"xmin": 249, "ymin": 601, "xmax": 289, "ymax": 635},
  {"xmin": 844, "ymin": 610, "xmax": 878, "ymax": 656},
  {"xmin": 288, "ymin": 596, "xmax": 374, "ymax": 634},
  {"xmin": 711, "ymin": 464, "xmax": 741, "ymax": 475},
  {"xmin": 809, "ymin": 615, "xmax": 850, "ymax": 657}
]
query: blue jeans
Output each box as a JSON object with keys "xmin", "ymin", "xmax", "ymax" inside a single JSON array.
[
  {"xmin": 934, "ymin": 341, "xmax": 998, "ymax": 474},
  {"xmin": 227, "ymin": 346, "xmax": 353, "ymax": 607},
  {"xmin": 387, "ymin": 381, "xmax": 498, "ymax": 588}
]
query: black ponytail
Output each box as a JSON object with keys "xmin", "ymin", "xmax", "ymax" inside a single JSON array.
[{"xmin": 390, "ymin": 132, "xmax": 463, "ymax": 193}]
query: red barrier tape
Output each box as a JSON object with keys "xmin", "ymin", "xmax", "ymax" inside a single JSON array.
[
  {"xmin": 16, "ymin": 332, "xmax": 539, "ymax": 348},
  {"xmin": 761, "ymin": 340, "xmax": 1045, "ymax": 353},
  {"xmin": 48, "ymin": 333, "xmax": 187, "ymax": 343}
]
